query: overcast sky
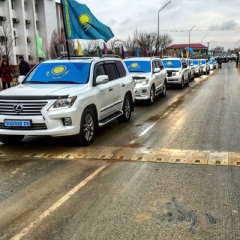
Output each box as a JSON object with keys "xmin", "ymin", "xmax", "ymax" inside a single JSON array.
[{"xmin": 65, "ymin": 0, "xmax": 240, "ymax": 51}]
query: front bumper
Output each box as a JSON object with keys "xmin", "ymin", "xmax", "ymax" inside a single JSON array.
[
  {"xmin": 134, "ymin": 84, "xmax": 151, "ymax": 100},
  {"xmin": 166, "ymin": 76, "xmax": 182, "ymax": 85},
  {"xmin": 0, "ymin": 106, "xmax": 83, "ymax": 137}
]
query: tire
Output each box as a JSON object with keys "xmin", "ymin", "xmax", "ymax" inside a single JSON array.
[
  {"xmin": 148, "ymin": 85, "xmax": 155, "ymax": 104},
  {"xmin": 0, "ymin": 135, "xmax": 24, "ymax": 145},
  {"xmin": 186, "ymin": 76, "xmax": 190, "ymax": 86},
  {"xmin": 179, "ymin": 77, "xmax": 184, "ymax": 89},
  {"xmin": 191, "ymin": 73, "xmax": 194, "ymax": 81},
  {"xmin": 71, "ymin": 108, "xmax": 96, "ymax": 146},
  {"xmin": 160, "ymin": 81, "xmax": 167, "ymax": 97},
  {"xmin": 118, "ymin": 94, "xmax": 132, "ymax": 123}
]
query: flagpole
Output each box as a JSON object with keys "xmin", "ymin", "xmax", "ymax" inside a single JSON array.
[{"xmin": 60, "ymin": 0, "xmax": 70, "ymax": 60}]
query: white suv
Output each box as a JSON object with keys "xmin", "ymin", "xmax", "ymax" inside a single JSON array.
[
  {"xmin": 0, "ymin": 57, "xmax": 135, "ymax": 146},
  {"xmin": 162, "ymin": 58, "xmax": 190, "ymax": 88},
  {"xmin": 200, "ymin": 59, "xmax": 210, "ymax": 75},
  {"xmin": 123, "ymin": 57, "xmax": 167, "ymax": 104}
]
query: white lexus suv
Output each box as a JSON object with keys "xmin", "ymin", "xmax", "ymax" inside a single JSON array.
[
  {"xmin": 123, "ymin": 57, "xmax": 167, "ymax": 104},
  {"xmin": 0, "ymin": 57, "xmax": 135, "ymax": 146},
  {"xmin": 162, "ymin": 58, "xmax": 190, "ymax": 88}
]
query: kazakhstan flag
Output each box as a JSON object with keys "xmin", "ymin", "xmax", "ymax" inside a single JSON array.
[{"xmin": 62, "ymin": 0, "xmax": 114, "ymax": 42}]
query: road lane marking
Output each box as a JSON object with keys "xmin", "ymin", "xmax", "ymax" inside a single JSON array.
[
  {"xmin": 129, "ymin": 122, "xmax": 157, "ymax": 144},
  {"xmin": 11, "ymin": 164, "xmax": 108, "ymax": 240}
]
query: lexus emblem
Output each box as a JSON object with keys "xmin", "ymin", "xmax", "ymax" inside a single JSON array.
[{"xmin": 13, "ymin": 104, "xmax": 23, "ymax": 113}]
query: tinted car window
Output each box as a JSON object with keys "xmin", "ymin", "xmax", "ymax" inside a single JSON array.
[
  {"xmin": 104, "ymin": 63, "xmax": 119, "ymax": 80},
  {"xmin": 115, "ymin": 60, "xmax": 126, "ymax": 78},
  {"xmin": 153, "ymin": 61, "xmax": 160, "ymax": 68}
]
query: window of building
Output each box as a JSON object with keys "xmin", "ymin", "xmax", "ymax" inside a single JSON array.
[
  {"xmin": 13, "ymin": 31, "xmax": 17, "ymax": 46},
  {"xmin": 25, "ymin": 20, "xmax": 31, "ymax": 29},
  {"xmin": 35, "ymin": 3, "xmax": 38, "ymax": 13},
  {"xmin": 24, "ymin": 1, "xmax": 27, "ymax": 11},
  {"xmin": 36, "ymin": 21, "xmax": 39, "ymax": 30},
  {"xmin": 11, "ymin": 0, "xmax": 15, "ymax": 10}
]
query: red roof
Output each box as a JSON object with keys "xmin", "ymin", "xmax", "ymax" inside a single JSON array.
[{"xmin": 167, "ymin": 43, "xmax": 207, "ymax": 49}]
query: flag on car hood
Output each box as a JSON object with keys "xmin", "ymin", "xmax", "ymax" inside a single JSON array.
[{"xmin": 61, "ymin": 0, "xmax": 114, "ymax": 42}]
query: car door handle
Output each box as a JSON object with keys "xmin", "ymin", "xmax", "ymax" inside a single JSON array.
[
  {"xmin": 109, "ymin": 87, "xmax": 113, "ymax": 91},
  {"xmin": 122, "ymin": 83, "xmax": 125, "ymax": 87}
]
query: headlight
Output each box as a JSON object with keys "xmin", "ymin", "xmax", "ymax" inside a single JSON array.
[
  {"xmin": 172, "ymin": 72, "xmax": 180, "ymax": 76},
  {"xmin": 48, "ymin": 96, "xmax": 77, "ymax": 111},
  {"xmin": 142, "ymin": 79, "xmax": 149, "ymax": 85}
]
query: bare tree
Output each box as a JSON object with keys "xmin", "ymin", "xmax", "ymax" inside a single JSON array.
[
  {"xmin": 83, "ymin": 40, "xmax": 102, "ymax": 55},
  {"xmin": 123, "ymin": 35, "xmax": 138, "ymax": 57},
  {"xmin": 48, "ymin": 28, "xmax": 74, "ymax": 59},
  {"xmin": 158, "ymin": 34, "xmax": 173, "ymax": 55},
  {"xmin": 213, "ymin": 46, "xmax": 225, "ymax": 52},
  {"xmin": 0, "ymin": 21, "xmax": 14, "ymax": 62}
]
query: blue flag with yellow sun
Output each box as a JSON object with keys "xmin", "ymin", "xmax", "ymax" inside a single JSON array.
[{"xmin": 61, "ymin": 0, "xmax": 114, "ymax": 42}]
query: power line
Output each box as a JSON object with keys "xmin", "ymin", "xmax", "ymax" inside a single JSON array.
[{"xmin": 160, "ymin": 28, "xmax": 240, "ymax": 32}]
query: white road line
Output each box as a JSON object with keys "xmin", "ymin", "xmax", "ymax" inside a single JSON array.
[
  {"xmin": 11, "ymin": 164, "xmax": 108, "ymax": 240},
  {"xmin": 139, "ymin": 122, "xmax": 157, "ymax": 136}
]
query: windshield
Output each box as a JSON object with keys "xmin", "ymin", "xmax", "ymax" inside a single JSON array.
[
  {"xmin": 162, "ymin": 60, "xmax": 181, "ymax": 68},
  {"xmin": 124, "ymin": 61, "xmax": 151, "ymax": 72},
  {"xmin": 192, "ymin": 60, "xmax": 199, "ymax": 65},
  {"xmin": 201, "ymin": 60, "xmax": 206, "ymax": 64},
  {"xmin": 23, "ymin": 62, "xmax": 91, "ymax": 84}
]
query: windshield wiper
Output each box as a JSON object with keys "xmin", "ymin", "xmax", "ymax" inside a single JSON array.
[
  {"xmin": 47, "ymin": 81, "xmax": 80, "ymax": 84},
  {"xmin": 24, "ymin": 81, "xmax": 46, "ymax": 84}
]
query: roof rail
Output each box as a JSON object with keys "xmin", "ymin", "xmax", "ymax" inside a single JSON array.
[
  {"xmin": 57, "ymin": 55, "xmax": 99, "ymax": 60},
  {"xmin": 102, "ymin": 54, "xmax": 121, "ymax": 58}
]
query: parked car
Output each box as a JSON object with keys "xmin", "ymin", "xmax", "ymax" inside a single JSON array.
[
  {"xmin": 210, "ymin": 58, "xmax": 217, "ymax": 70},
  {"xmin": 123, "ymin": 57, "xmax": 167, "ymax": 104},
  {"xmin": 0, "ymin": 57, "xmax": 135, "ymax": 146},
  {"xmin": 186, "ymin": 59, "xmax": 195, "ymax": 81},
  {"xmin": 162, "ymin": 58, "xmax": 190, "ymax": 88},
  {"xmin": 192, "ymin": 59, "xmax": 203, "ymax": 77},
  {"xmin": 200, "ymin": 59, "xmax": 210, "ymax": 74}
]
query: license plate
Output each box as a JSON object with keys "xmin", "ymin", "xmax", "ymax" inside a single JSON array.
[{"xmin": 4, "ymin": 120, "xmax": 31, "ymax": 127}]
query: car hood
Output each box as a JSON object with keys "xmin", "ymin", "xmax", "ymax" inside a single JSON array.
[
  {"xmin": 164, "ymin": 68, "xmax": 181, "ymax": 71},
  {"xmin": 0, "ymin": 84, "xmax": 88, "ymax": 97},
  {"xmin": 129, "ymin": 72, "xmax": 150, "ymax": 78}
]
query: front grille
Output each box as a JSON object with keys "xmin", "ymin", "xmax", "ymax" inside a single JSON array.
[
  {"xmin": 0, "ymin": 101, "xmax": 48, "ymax": 116},
  {"xmin": 0, "ymin": 123, "xmax": 47, "ymax": 130},
  {"xmin": 167, "ymin": 72, "xmax": 172, "ymax": 77}
]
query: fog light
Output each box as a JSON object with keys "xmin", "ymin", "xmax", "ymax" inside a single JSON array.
[
  {"xmin": 142, "ymin": 89, "xmax": 147, "ymax": 93},
  {"xmin": 63, "ymin": 117, "xmax": 72, "ymax": 126}
]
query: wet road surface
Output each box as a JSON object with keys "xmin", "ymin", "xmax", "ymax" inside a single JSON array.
[{"xmin": 1, "ymin": 63, "xmax": 240, "ymax": 240}]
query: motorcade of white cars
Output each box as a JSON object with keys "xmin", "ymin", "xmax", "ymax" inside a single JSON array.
[
  {"xmin": 210, "ymin": 58, "xmax": 217, "ymax": 70},
  {"xmin": 192, "ymin": 59, "xmax": 203, "ymax": 77},
  {"xmin": 186, "ymin": 59, "xmax": 195, "ymax": 81},
  {"xmin": 200, "ymin": 59, "xmax": 210, "ymax": 74},
  {"xmin": 162, "ymin": 58, "xmax": 190, "ymax": 88},
  {"xmin": 0, "ymin": 57, "xmax": 135, "ymax": 146},
  {"xmin": 123, "ymin": 57, "xmax": 167, "ymax": 104}
]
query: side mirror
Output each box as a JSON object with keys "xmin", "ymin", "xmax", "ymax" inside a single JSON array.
[
  {"xmin": 153, "ymin": 67, "xmax": 160, "ymax": 73},
  {"xmin": 96, "ymin": 75, "xmax": 109, "ymax": 85},
  {"xmin": 18, "ymin": 75, "xmax": 25, "ymax": 84}
]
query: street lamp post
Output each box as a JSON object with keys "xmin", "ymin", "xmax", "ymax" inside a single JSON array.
[
  {"xmin": 201, "ymin": 34, "xmax": 208, "ymax": 44},
  {"xmin": 189, "ymin": 25, "xmax": 196, "ymax": 57},
  {"xmin": 157, "ymin": 1, "xmax": 171, "ymax": 56}
]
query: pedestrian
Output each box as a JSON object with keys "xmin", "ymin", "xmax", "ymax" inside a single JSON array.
[
  {"xmin": 236, "ymin": 56, "xmax": 239, "ymax": 67},
  {"xmin": 18, "ymin": 56, "xmax": 31, "ymax": 76},
  {"xmin": 0, "ymin": 59, "xmax": 13, "ymax": 90}
]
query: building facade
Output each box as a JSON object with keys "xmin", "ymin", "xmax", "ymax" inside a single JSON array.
[
  {"xmin": 0, "ymin": 0, "xmax": 62, "ymax": 65},
  {"xmin": 166, "ymin": 44, "xmax": 208, "ymax": 59}
]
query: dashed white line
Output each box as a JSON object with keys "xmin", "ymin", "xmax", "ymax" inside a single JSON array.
[{"xmin": 11, "ymin": 164, "xmax": 108, "ymax": 240}]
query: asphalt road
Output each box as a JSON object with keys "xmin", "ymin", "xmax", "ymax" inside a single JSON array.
[{"xmin": 1, "ymin": 63, "xmax": 240, "ymax": 240}]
